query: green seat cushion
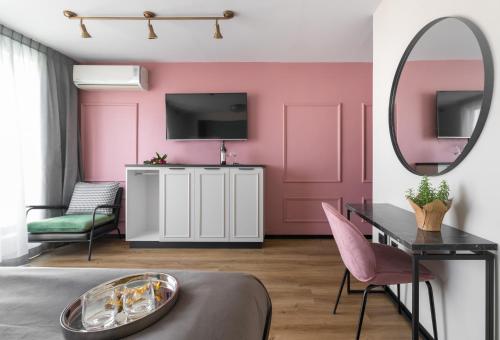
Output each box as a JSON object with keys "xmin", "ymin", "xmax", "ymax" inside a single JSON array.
[{"xmin": 28, "ymin": 214, "xmax": 115, "ymax": 233}]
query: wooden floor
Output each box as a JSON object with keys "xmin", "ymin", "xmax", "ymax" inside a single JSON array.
[{"xmin": 30, "ymin": 238, "xmax": 415, "ymax": 340}]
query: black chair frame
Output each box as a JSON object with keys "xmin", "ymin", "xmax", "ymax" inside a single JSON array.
[
  {"xmin": 27, "ymin": 188, "xmax": 123, "ymax": 261},
  {"xmin": 333, "ymin": 268, "xmax": 438, "ymax": 340}
]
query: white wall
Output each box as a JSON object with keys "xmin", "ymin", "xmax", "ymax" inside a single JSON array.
[{"xmin": 374, "ymin": 1, "xmax": 499, "ymax": 339}]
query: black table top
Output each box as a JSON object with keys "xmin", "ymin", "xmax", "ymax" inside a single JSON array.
[{"xmin": 346, "ymin": 203, "xmax": 497, "ymax": 252}]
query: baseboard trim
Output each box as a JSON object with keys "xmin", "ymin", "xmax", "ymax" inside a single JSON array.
[
  {"xmin": 265, "ymin": 235, "xmax": 333, "ymax": 239},
  {"xmin": 129, "ymin": 241, "xmax": 263, "ymax": 249},
  {"xmin": 115, "ymin": 234, "xmax": 375, "ymax": 241},
  {"xmin": 265, "ymin": 234, "xmax": 373, "ymax": 240},
  {"xmin": 103, "ymin": 233, "xmax": 123, "ymax": 239}
]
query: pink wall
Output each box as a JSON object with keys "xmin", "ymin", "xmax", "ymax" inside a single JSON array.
[
  {"xmin": 80, "ymin": 62, "xmax": 373, "ymax": 235},
  {"xmin": 396, "ymin": 60, "xmax": 483, "ymax": 167}
]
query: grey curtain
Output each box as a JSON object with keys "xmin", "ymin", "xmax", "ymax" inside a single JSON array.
[
  {"xmin": 0, "ymin": 24, "xmax": 82, "ymax": 208},
  {"xmin": 43, "ymin": 52, "xmax": 82, "ymax": 206}
]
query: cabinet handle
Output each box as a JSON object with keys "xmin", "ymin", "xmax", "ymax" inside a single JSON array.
[
  {"xmin": 204, "ymin": 167, "xmax": 221, "ymax": 170},
  {"xmin": 169, "ymin": 167, "xmax": 186, "ymax": 170},
  {"xmin": 238, "ymin": 167, "xmax": 255, "ymax": 170},
  {"xmin": 134, "ymin": 172, "xmax": 157, "ymax": 176}
]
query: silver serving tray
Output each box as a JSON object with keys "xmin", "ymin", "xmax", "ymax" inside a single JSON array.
[{"xmin": 60, "ymin": 272, "xmax": 179, "ymax": 340}]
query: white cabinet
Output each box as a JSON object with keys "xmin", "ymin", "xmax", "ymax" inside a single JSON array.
[
  {"xmin": 126, "ymin": 169, "xmax": 159, "ymax": 242},
  {"xmin": 126, "ymin": 165, "xmax": 264, "ymax": 246},
  {"xmin": 230, "ymin": 168, "xmax": 263, "ymax": 242},
  {"xmin": 159, "ymin": 167, "xmax": 194, "ymax": 241},
  {"xmin": 194, "ymin": 168, "xmax": 229, "ymax": 241}
]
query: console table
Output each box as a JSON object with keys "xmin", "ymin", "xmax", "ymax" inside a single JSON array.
[
  {"xmin": 126, "ymin": 164, "xmax": 264, "ymax": 248},
  {"xmin": 346, "ymin": 203, "xmax": 497, "ymax": 340}
]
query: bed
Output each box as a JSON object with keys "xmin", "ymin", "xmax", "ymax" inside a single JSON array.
[{"xmin": 0, "ymin": 267, "xmax": 272, "ymax": 340}]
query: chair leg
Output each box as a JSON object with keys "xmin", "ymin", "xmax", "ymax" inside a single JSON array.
[
  {"xmin": 116, "ymin": 227, "xmax": 122, "ymax": 239},
  {"xmin": 87, "ymin": 238, "xmax": 93, "ymax": 261},
  {"xmin": 347, "ymin": 271, "xmax": 351, "ymax": 294},
  {"xmin": 356, "ymin": 285, "xmax": 377, "ymax": 340},
  {"xmin": 397, "ymin": 284, "xmax": 401, "ymax": 314},
  {"xmin": 425, "ymin": 281, "xmax": 438, "ymax": 340},
  {"xmin": 333, "ymin": 268, "xmax": 349, "ymax": 314}
]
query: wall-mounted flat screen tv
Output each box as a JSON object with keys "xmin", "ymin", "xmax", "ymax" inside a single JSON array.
[
  {"xmin": 166, "ymin": 93, "xmax": 248, "ymax": 140},
  {"xmin": 436, "ymin": 90, "xmax": 483, "ymax": 138}
]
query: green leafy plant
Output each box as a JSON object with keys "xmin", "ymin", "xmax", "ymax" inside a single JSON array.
[{"xmin": 405, "ymin": 176, "xmax": 450, "ymax": 207}]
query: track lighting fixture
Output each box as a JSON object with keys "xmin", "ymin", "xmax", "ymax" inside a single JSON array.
[
  {"xmin": 63, "ymin": 10, "xmax": 235, "ymax": 40},
  {"xmin": 213, "ymin": 20, "xmax": 223, "ymax": 39},
  {"xmin": 144, "ymin": 11, "xmax": 157, "ymax": 39},
  {"xmin": 147, "ymin": 20, "xmax": 158, "ymax": 39},
  {"xmin": 79, "ymin": 18, "xmax": 91, "ymax": 38}
]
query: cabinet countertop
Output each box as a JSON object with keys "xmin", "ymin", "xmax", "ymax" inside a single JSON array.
[{"xmin": 126, "ymin": 164, "xmax": 266, "ymax": 168}]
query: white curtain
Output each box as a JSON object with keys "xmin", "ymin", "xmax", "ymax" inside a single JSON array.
[{"xmin": 0, "ymin": 33, "xmax": 47, "ymax": 264}]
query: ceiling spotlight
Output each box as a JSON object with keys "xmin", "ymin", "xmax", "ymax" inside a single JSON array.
[
  {"xmin": 147, "ymin": 20, "xmax": 158, "ymax": 39},
  {"xmin": 213, "ymin": 19, "xmax": 223, "ymax": 39},
  {"xmin": 80, "ymin": 18, "xmax": 91, "ymax": 38}
]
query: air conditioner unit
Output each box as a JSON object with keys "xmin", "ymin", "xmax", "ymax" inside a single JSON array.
[{"xmin": 73, "ymin": 65, "xmax": 149, "ymax": 91}]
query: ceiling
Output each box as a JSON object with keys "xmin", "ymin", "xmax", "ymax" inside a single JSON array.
[
  {"xmin": 408, "ymin": 18, "xmax": 482, "ymax": 61},
  {"xmin": 0, "ymin": 0, "xmax": 381, "ymax": 62}
]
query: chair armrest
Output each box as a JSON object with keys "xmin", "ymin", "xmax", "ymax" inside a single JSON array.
[
  {"xmin": 90, "ymin": 205, "xmax": 121, "ymax": 233},
  {"xmin": 92, "ymin": 204, "xmax": 121, "ymax": 214},
  {"xmin": 26, "ymin": 205, "xmax": 68, "ymax": 209},
  {"xmin": 26, "ymin": 205, "xmax": 68, "ymax": 217}
]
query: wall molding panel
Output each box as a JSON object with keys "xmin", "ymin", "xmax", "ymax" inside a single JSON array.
[
  {"xmin": 282, "ymin": 103, "xmax": 343, "ymax": 183},
  {"xmin": 283, "ymin": 196, "xmax": 342, "ymax": 223},
  {"xmin": 81, "ymin": 103, "xmax": 139, "ymax": 182},
  {"xmin": 361, "ymin": 103, "xmax": 373, "ymax": 183}
]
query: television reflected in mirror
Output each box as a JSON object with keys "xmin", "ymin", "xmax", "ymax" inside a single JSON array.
[
  {"xmin": 436, "ymin": 90, "xmax": 482, "ymax": 138},
  {"xmin": 165, "ymin": 93, "xmax": 248, "ymax": 140}
]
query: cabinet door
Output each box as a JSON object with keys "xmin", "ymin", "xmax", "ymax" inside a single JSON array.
[
  {"xmin": 194, "ymin": 168, "xmax": 229, "ymax": 241},
  {"xmin": 229, "ymin": 168, "xmax": 263, "ymax": 241},
  {"xmin": 159, "ymin": 168, "xmax": 194, "ymax": 241}
]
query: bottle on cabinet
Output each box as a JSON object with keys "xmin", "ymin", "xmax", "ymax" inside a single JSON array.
[{"xmin": 220, "ymin": 141, "xmax": 227, "ymax": 165}]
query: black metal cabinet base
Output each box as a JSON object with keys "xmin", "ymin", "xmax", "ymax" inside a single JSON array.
[{"xmin": 129, "ymin": 241, "xmax": 263, "ymax": 249}]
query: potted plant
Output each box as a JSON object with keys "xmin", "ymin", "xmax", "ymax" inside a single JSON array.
[{"xmin": 405, "ymin": 176, "xmax": 452, "ymax": 232}]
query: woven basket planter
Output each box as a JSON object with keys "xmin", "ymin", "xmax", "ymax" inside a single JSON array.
[{"xmin": 408, "ymin": 199, "xmax": 452, "ymax": 232}]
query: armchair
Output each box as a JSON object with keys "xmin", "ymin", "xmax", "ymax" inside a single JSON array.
[{"xmin": 27, "ymin": 187, "xmax": 123, "ymax": 261}]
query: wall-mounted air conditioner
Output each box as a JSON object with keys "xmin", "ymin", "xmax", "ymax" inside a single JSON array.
[{"xmin": 73, "ymin": 65, "xmax": 149, "ymax": 91}]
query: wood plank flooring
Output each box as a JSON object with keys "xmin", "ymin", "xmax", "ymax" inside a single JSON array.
[{"xmin": 29, "ymin": 239, "xmax": 414, "ymax": 339}]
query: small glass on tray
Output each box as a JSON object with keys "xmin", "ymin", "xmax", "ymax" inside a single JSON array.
[
  {"xmin": 81, "ymin": 287, "xmax": 119, "ymax": 330},
  {"xmin": 122, "ymin": 279, "xmax": 156, "ymax": 320}
]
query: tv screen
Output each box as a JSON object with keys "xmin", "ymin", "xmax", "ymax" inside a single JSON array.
[
  {"xmin": 166, "ymin": 93, "xmax": 247, "ymax": 140},
  {"xmin": 436, "ymin": 91, "xmax": 482, "ymax": 138}
]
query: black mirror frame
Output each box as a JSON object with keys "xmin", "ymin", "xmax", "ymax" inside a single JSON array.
[{"xmin": 389, "ymin": 16, "xmax": 494, "ymax": 176}]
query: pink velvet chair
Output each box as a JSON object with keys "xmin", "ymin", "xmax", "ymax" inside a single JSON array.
[{"xmin": 322, "ymin": 202, "xmax": 438, "ymax": 340}]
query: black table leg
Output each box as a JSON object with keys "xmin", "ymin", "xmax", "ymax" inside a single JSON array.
[
  {"xmin": 412, "ymin": 254, "xmax": 420, "ymax": 340},
  {"xmin": 486, "ymin": 253, "xmax": 494, "ymax": 340},
  {"xmin": 347, "ymin": 209, "xmax": 351, "ymax": 221}
]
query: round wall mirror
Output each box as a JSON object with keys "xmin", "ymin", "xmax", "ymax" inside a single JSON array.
[{"xmin": 390, "ymin": 17, "xmax": 493, "ymax": 176}]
